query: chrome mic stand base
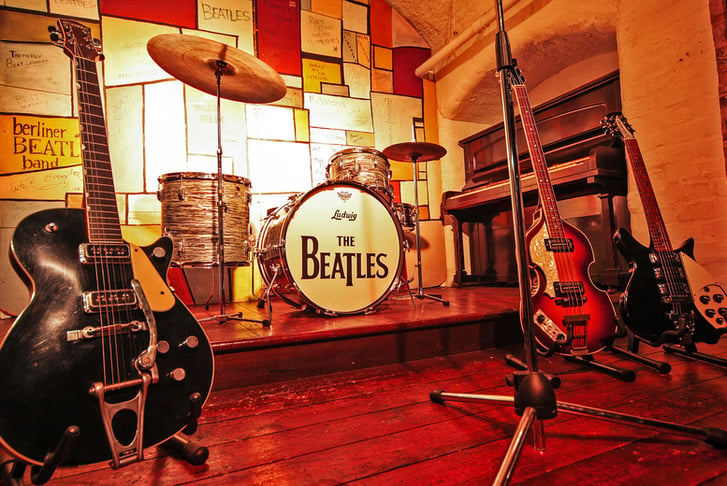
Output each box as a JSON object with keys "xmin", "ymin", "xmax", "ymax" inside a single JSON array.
[{"xmin": 431, "ymin": 371, "xmax": 727, "ymax": 484}]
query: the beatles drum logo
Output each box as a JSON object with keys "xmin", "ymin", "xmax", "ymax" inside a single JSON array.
[{"xmin": 299, "ymin": 234, "xmax": 390, "ymax": 286}]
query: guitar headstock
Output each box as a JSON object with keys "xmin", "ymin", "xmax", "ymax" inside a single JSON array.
[
  {"xmin": 49, "ymin": 19, "xmax": 103, "ymax": 62},
  {"xmin": 601, "ymin": 112, "xmax": 635, "ymax": 140}
]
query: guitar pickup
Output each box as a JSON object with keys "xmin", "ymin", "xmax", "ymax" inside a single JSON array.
[
  {"xmin": 544, "ymin": 238, "xmax": 574, "ymax": 253},
  {"xmin": 82, "ymin": 289, "xmax": 137, "ymax": 313},
  {"xmin": 553, "ymin": 281, "xmax": 586, "ymax": 307},
  {"xmin": 67, "ymin": 320, "xmax": 144, "ymax": 342},
  {"xmin": 79, "ymin": 243, "xmax": 131, "ymax": 263}
]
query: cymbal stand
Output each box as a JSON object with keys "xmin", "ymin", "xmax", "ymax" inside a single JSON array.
[
  {"xmin": 429, "ymin": 2, "xmax": 727, "ymax": 484},
  {"xmin": 409, "ymin": 154, "xmax": 449, "ymax": 306},
  {"xmin": 200, "ymin": 60, "xmax": 265, "ymax": 326}
]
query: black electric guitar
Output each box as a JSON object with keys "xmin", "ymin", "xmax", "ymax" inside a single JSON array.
[
  {"xmin": 0, "ymin": 19, "xmax": 214, "ymax": 468},
  {"xmin": 510, "ymin": 71, "xmax": 618, "ymax": 356},
  {"xmin": 602, "ymin": 113, "xmax": 726, "ymax": 345}
]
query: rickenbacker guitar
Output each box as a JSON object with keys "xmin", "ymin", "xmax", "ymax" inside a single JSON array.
[
  {"xmin": 602, "ymin": 113, "xmax": 727, "ymax": 346},
  {"xmin": 0, "ymin": 19, "xmax": 214, "ymax": 468},
  {"xmin": 510, "ymin": 71, "xmax": 618, "ymax": 356}
]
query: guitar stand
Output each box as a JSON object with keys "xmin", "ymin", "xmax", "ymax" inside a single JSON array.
[
  {"xmin": 663, "ymin": 340, "xmax": 727, "ymax": 368},
  {"xmin": 0, "ymin": 425, "xmax": 80, "ymax": 486},
  {"xmin": 608, "ymin": 331, "xmax": 672, "ymax": 374},
  {"xmin": 161, "ymin": 392, "xmax": 209, "ymax": 466},
  {"xmin": 1, "ymin": 392, "xmax": 212, "ymax": 485}
]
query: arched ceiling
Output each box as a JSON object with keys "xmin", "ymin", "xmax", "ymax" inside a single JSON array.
[{"xmin": 387, "ymin": 0, "xmax": 618, "ymax": 124}]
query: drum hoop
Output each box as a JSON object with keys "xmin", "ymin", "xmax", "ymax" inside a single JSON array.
[
  {"xmin": 158, "ymin": 171, "xmax": 251, "ymax": 186},
  {"xmin": 269, "ymin": 180, "xmax": 405, "ymax": 315}
]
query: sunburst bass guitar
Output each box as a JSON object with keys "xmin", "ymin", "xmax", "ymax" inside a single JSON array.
[
  {"xmin": 602, "ymin": 113, "xmax": 727, "ymax": 346},
  {"xmin": 0, "ymin": 19, "xmax": 214, "ymax": 468},
  {"xmin": 509, "ymin": 69, "xmax": 619, "ymax": 356}
]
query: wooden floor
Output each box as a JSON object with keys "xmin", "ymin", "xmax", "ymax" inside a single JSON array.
[{"xmin": 4, "ymin": 286, "xmax": 727, "ymax": 485}]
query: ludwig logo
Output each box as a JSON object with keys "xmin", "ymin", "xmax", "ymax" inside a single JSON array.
[{"xmin": 331, "ymin": 209, "xmax": 357, "ymax": 221}]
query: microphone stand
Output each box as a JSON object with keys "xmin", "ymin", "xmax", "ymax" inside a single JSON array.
[{"xmin": 429, "ymin": 1, "xmax": 727, "ymax": 484}]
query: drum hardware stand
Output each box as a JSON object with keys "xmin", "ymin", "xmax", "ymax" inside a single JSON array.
[
  {"xmin": 197, "ymin": 60, "xmax": 266, "ymax": 327},
  {"xmin": 147, "ymin": 34, "xmax": 285, "ymax": 327},
  {"xmin": 383, "ymin": 143, "xmax": 450, "ymax": 307},
  {"xmin": 429, "ymin": 3, "xmax": 727, "ymax": 483}
]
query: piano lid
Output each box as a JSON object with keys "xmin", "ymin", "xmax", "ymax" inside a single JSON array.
[{"xmin": 458, "ymin": 71, "xmax": 622, "ymax": 191}]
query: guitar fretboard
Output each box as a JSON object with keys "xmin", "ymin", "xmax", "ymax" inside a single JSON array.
[
  {"xmin": 511, "ymin": 83, "xmax": 567, "ymax": 241},
  {"xmin": 623, "ymin": 138, "xmax": 673, "ymax": 252},
  {"xmin": 75, "ymin": 56, "xmax": 122, "ymax": 243}
]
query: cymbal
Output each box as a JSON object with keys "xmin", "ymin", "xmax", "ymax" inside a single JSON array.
[
  {"xmin": 383, "ymin": 142, "xmax": 446, "ymax": 162},
  {"xmin": 147, "ymin": 34, "xmax": 287, "ymax": 104}
]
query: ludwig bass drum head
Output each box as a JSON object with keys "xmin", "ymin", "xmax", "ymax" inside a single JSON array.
[{"xmin": 283, "ymin": 182, "xmax": 402, "ymax": 314}]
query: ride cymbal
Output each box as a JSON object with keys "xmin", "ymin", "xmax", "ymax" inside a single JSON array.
[{"xmin": 147, "ymin": 34, "xmax": 286, "ymax": 104}]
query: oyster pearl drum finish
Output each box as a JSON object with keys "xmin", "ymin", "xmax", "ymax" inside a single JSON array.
[
  {"xmin": 326, "ymin": 148, "xmax": 394, "ymax": 203},
  {"xmin": 158, "ymin": 172, "xmax": 251, "ymax": 266},
  {"xmin": 256, "ymin": 181, "xmax": 404, "ymax": 315}
]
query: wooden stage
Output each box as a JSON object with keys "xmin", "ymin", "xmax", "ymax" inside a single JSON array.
[{"xmin": 4, "ymin": 285, "xmax": 727, "ymax": 484}]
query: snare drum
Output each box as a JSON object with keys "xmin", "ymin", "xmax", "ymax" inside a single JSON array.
[
  {"xmin": 256, "ymin": 181, "xmax": 404, "ymax": 315},
  {"xmin": 326, "ymin": 148, "xmax": 393, "ymax": 203},
  {"xmin": 158, "ymin": 172, "xmax": 251, "ymax": 266}
]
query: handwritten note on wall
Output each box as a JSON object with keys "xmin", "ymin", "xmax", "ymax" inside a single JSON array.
[
  {"xmin": 197, "ymin": 0, "xmax": 254, "ymax": 54},
  {"xmin": 305, "ymin": 93, "xmax": 373, "ymax": 132},
  {"xmin": 0, "ymin": 115, "xmax": 81, "ymax": 176},
  {"xmin": 301, "ymin": 10, "xmax": 341, "ymax": 58}
]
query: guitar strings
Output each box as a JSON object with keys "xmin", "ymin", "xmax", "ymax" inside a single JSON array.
[
  {"xmin": 75, "ymin": 42, "xmax": 135, "ymax": 387},
  {"xmin": 623, "ymin": 137, "xmax": 687, "ymax": 328}
]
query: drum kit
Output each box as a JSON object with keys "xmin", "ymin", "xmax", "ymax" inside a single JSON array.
[{"xmin": 146, "ymin": 34, "xmax": 448, "ymax": 323}]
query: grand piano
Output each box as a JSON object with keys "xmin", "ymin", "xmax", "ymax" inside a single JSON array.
[{"xmin": 442, "ymin": 72, "xmax": 630, "ymax": 288}]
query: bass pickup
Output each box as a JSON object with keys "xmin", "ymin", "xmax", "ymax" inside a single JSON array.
[
  {"xmin": 553, "ymin": 281, "xmax": 587, "ymax": 307},
  {"xmin": 79, "ymin": 243, "xmax": 131, "ymax": 263}
]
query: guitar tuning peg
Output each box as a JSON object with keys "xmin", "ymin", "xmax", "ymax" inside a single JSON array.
[{"xmin": 48, "ymin": 25, "xmax": 60, "ymax": 42}]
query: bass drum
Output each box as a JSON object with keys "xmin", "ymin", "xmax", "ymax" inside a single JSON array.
[{"xmin": 257, "ymin": 181, "xmax": 404, "ymax": 315}]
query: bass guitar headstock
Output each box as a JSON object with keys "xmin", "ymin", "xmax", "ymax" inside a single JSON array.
[
  {"xmin": 49, "ymin": 19, "xmax": 103, "ymax": 62},
  {"xmin": 602, "ymin": 112, "xmax": 635, "ymax": 141}
]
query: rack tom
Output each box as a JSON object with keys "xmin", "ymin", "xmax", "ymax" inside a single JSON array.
[
  {"xmin": 326, "ymin": 148, "xmax": 393, "ymax": 203},
  {"xmin": 158, "ymin": 172, "xmax": 251, "ymax": 266}
]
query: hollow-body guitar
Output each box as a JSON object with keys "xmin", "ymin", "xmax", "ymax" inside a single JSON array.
[
  {"xmin": 0, "ymin": 19, "xmax": 214, "ymax": 468},
  {"xmin": 511, "ymin": 72, "xmax": 618, "ymax": 355}
]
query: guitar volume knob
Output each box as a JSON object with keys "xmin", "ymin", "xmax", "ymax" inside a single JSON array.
[
  {"xmin": 168, "ymin": 368, "xmax": 186, "ymax": 382},
  {"xmin": 180, "ymin": 336, "xmax": 199, "ymax": 350}
]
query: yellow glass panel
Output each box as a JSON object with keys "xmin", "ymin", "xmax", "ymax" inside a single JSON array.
[
  {"xmin": 295, "ymin": 109, "xmax": 310, "ymax": 142},
  {"xmin": 0, "ymin": 115, "xmax": 81, "ymax": 175},
  {"xmin": 303, "ymin": 58, "xmax": 342, "ymax": 93}
]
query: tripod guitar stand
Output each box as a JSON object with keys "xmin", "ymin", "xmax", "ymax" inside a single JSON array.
[
  {"xmin": 429, "ymin": 1, "xmax": 727, "ymax": 484},
  {"xmin": 148, "ymin": 35, "xmax": 286, "ymax": 325}
]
